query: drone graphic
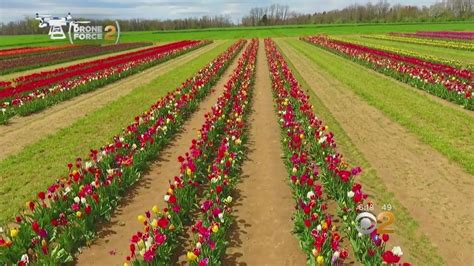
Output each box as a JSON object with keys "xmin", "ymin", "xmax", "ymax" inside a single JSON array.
[{"xmin": 35, "ymin": 13, "xmax": 90, "ymax": 40}]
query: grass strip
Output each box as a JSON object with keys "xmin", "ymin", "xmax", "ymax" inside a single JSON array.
[{"xmin": 285, "ymin": 38, "xmax": 474, "ymax": 176}]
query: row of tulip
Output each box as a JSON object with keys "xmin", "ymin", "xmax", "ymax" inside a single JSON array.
[
  {"xmin": 364, "ymin": 34, "xmax": 474, "ymax": 51},
  {"xmin": 0, "ymin": 42, "xmax": 151, "ymax": 75},
  {"xmin": 126, "ymin": 39, "xmax": 257, "ymax": 266},
  {"xmin": 303, "ymin": 35, "xmax": 474, "ymax": 110},
  {"xmin": 0, "ymin": 40, "xmax": 208, "ymax": 124},
  {"xmin": 0, "ymin": 39, "xmax": 246, "ymax": 265},
  {"xmin": 186, "ymin": 39, "xmax": 257, "ymax": 266},
  {"xmin": 332, "ymin": 36, "xmax": 473, "ymax": 71},
  {"xmin": 265, "ymin": 38, "xmax": 349, "ymax": 266},
  {"xmin": 265, "ymin": 38, "xmax": 409, "ymax": 265},
  {"xmin": 389, "ymin": 31, "xmax": 474, "ymax": 41},
  {"xmin": 0, "ymin": 44, "xmax": 79, "ymax": 59}
]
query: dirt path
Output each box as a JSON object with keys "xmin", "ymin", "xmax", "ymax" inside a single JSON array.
[
  {"xmin": 0, "ymin": 41, "xmax": 221, "ymax": 161},
  {"xmin": 74, "ymin": 43, "xmax": 245, "ymax": 266},
  {"xmin": 224, "ymin": 40, "xmax": 306, "ymax": 265},
  {"xmin": 277, "ymin": 39, "xmax": 474, "ymax": 265},
  {"xmin": 1, "ymin": 42, "xmax": 167, "ymax": 81}
]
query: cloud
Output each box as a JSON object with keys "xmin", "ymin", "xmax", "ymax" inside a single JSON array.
[{"xmin": 0, "ymin": 0, "xmax": 437, "ymax": 23}]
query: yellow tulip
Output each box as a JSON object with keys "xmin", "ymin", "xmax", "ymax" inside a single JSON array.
[
  {"xmin": 151, "ymin": 219, "xmax": 158, "ymax": 228},
  {"xmin": 152, "ymin": 205, "xmax": 160, "ymax": 214},
  {"xmin": 167, "ymin": 188, "xmax": 174, "ymax": 195},
  {"xmin": 212, "ymin": 224, "xmax": 219, "ymax": 233},
  {"xmin": 137, "ymin": 239, "xmax": 145, "ymax": 250},
  {"xmin": 137, "ymin": 215, "xmax": 146, "ymax": 223},
  {"xmin": 169, "ymin": 224, "xmax": 175, "ymax": 231},
  {"xmin": 186, "ymin": 167, "xmax": 192, "ymax": 176},
  {"xmin": 124, "ymin": 262, "xmax": 130, "ymax": 266},
  {"xmin": 322, "ymin": 221, "xmax": 328, "ymax": 230},
  {"xmin": 10, "ymin": 228, "xmax": 19, "ymax": 238},
  {"xmin": 76, "ymin": 211, "xmax": 82, "ymax": 218},
  {"xmin": 187, "ymin": 251, "xmax": 197, "ymax": 261},
  {"xmin": 316, "ymin": 255, "xmax": 324, "ymax": 265}
]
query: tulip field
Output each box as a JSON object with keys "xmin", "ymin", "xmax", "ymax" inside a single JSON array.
[
  {"xmin": 0, "ymin": 42, "xmax": 152, "ymax": 75},
  {"xmin": 0, "ymin": 25, "xmax": 473, "ymax": 266}
]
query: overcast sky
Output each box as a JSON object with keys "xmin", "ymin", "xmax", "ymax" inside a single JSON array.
[{"xmin": 0, "ymin": 0, "xmax": 437, "ymax": 23}]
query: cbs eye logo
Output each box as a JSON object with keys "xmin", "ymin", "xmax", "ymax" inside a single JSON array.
[{"xmin": 355, "ymin": 211, "xmax": 395, "ymax": 235}]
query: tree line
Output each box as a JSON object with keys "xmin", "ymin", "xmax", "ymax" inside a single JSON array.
[
  {"xmin": 241, "ymin": 0, "xmax": 473, "ymax": 26},
  {"xmin": 1, "ymin": 0, "xmax": 472, "ymax": 35},
  {"xmin": 0, "ymin": 15, "xmax": 233, "ymax": 35}
]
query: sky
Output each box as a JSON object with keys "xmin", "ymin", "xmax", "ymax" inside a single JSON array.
[{"xmin": 0, "ymin": 0, "xmax": 437, "ymax": 23}]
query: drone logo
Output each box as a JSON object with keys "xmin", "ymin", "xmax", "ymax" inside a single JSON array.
[
  {"xmin": 35, "ymin": 13, "xmax": 120, "ymax": 44},
  {"xmin": 35, "ymin": 12, "xmax": 77, "ymax": 40}
]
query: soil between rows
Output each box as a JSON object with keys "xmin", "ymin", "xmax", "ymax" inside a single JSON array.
[
  {"xmin": 0, "ymin": 41, "xmax": 221, "ymax": 161},
  {"xmin": 277, "ymin": 39, "xmax": 474, "ymax": 265},
  {"xmin": 74, "ymin": 43, "xmax": 246, "ymax": 265},
  {"xmin": 223, "ymin": 40, "xmax": 306, "ymax": 265}
]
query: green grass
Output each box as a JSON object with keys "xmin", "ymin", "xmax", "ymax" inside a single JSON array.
[
  {"xmin": 278, "ymin": 40, "xmax": 444, "ymax": 265},
  {"xmin": 340, "ymin": 35, "xmax": 474, "ymax": 65},
  {"xmin": 0, "ymin": 40, "xmax": 232, "ymax": 223},
  {"xmin": 285, "ymin": 38, "xmax": 474, "ymax": 176},
  {"xmin": 1, "ymin": 21, "xmax": 473, "ymax": 47}
]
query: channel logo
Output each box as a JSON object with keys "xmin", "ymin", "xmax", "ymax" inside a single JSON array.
[
  {"xmin": 35, "ymin": 12, "xmax": 120, "ymax": 44},
  {"xmin": 355, "ymin": 211, "xmax": 395, "ymax": 235}
]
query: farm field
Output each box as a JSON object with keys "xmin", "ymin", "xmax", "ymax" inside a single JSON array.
[
  {"xmin": 0, "ymin": 22, "xmax": 473, "ymax": 266},
  {"xmin": 1, "ymin": 21, "xmax": 474, "ymax": 47}
]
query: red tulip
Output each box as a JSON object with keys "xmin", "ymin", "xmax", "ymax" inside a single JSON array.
[{"xmin": 158, "ymin": 217, "xmax": 169, "ymax": 229}]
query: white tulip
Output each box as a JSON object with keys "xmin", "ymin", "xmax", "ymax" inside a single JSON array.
[
  {"xmin": 20, "ymin": 254, "xmax": 29, "ymax": 263},
  {"xmin": 392, "ymin": 246, "xmax": 403, "ymax": 257},
  {"xmin": 347, "ymin": 191, "xmax": 355, "ymax": 198},
  {"xmin": 318, "ymin": 136, "xmax": 327, "ymax": 144},
  {"xmin": 74, "ymin": 197, "xmax": 80, "ymax": 203}
]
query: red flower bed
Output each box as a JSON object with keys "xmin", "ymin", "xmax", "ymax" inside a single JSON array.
[
  {"xmin": 0, "ymin": 40, "xmax": 209, "ymax": 124},
  {"xmin": 303, "ymin": 35, "xmax": 474, "ymax": 110},
  {"xmin": 265, "ymin": 38, "xmax": 409, "ymax": 265},
  {"xmin": 1, "ymin": 41, "xmax": 201, "ymax": 99},
  {"xmin": 127, "ymin": 39, "xmax": 257, "ymax": 265},
  {"xmin": 0, "ymin": 42, "xmax": 151, "ymax": 74}
]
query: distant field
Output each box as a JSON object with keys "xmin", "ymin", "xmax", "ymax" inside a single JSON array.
[
  {"xmin": 339, "ymin": 34, "xmax": 474, "ymax": 65},
  {"xmin": 1, "ymin": 21, "xmax": 473, "ymax": 47}
]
